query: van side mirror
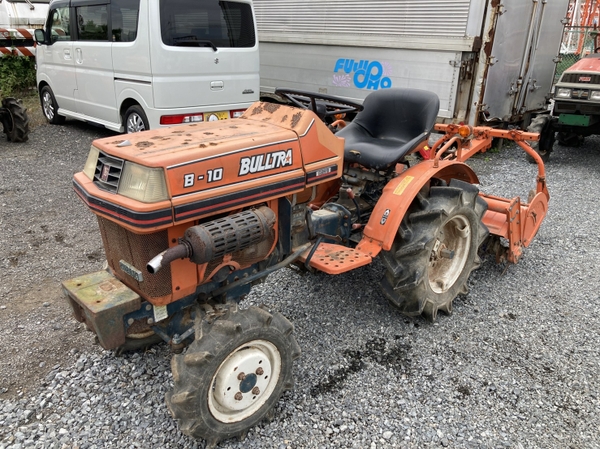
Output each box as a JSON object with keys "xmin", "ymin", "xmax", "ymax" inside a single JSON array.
[{"xmin": 34, "ymin": 29, "xmax": 46, "ymax": 45}]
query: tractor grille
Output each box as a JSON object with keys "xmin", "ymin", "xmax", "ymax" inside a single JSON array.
[
  {"xmin": 97, "ymin": 216, "xmax": 172, "ymax": 299},
  {"xmin": 561, "ymin": 73, "xmax": 600, "ymax": 84},
  {"xmin": 94, "ymin": 151, "xmax": 124, "ymax": 192}
]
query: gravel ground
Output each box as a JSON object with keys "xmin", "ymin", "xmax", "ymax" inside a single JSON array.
[{"xmin": 1, "ymin": 119, "xmax": 599, "ymax": 449}]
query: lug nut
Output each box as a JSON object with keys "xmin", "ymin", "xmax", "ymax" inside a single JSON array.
[
  {"xmin": 440, "ymin": 248, "xmax": 455, "ymax": 259},
  {"xmin": 251, "ymin": 387, "xmax": 260, "ymax": 395},
  {"xmin": 237, "ymin": 372, "xmax": 246, "ymax": 381},
  {"xmin": 234, "ymin": 392, "xmax": 243, "ymax": 401},
  {"xmin": 256, "ymin": 367, "xmax": 264, "ymax": 375}
]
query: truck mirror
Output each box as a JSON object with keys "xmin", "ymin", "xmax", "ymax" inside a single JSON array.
[{"xmin": 34, "ymin": 29, "xmax": 46, "ymax": 45}]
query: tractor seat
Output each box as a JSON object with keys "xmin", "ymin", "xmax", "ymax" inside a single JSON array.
[{"xmin": 337, "ymin": 88, "xmax": 440, "ymax": 170}]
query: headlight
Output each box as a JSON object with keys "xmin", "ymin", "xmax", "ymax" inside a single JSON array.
[
  {"xmin": 555, "ymin": 88, "xmax": 572, "ymax": 99},
  {"xmin": 118, "ymin": 162, "xmax": 169, "ymax": 203},
  {"xmin": 83, "ymin": 146, "xmax": 100, "ymax": 180},
  {"xmin": 590, "ymin": 91, "xmax": 600, "ymax": 101}
]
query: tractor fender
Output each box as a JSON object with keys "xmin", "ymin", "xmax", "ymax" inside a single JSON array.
[{"xmin": 356, "ymin": 160, "xmax": 480, "ymax": 257}]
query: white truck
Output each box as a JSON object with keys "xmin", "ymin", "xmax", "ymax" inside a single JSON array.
[
  {"xmin": 0, "ymin": 0, "xmax": 49, "ymax": 56},
  {"xmin": 254, "ymin": 0, "xmax": 570, "ymax": 127}
]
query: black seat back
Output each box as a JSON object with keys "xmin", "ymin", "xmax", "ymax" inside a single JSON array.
[
  {"xmin": 354, "ymin": 88, "xmax": 439, "ymax": 141},
  {"xmin": 337, "ymin": 88, "xmax": 440, "ymax": 170}
]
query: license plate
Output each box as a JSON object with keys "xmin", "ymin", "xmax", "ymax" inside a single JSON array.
[{"xmin": 206, "ymin": 111, "xmax": 229, "ymax": 121}]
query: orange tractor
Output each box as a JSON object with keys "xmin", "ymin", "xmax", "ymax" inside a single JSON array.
[{"xmin": 62, "ymin": 88, "xmax": 549, "ymax": 447}]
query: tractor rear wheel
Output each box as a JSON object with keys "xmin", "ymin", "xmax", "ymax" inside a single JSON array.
[
  {"xmin": 165, "ymin": 304, "xmax": 300, "ymax": 448},
  {"xmin": 380, "ymin": 179, "xmax": 489, "ymax": 321},
  {"xmin": 526, "ymin": 115, "xmax": 555, "ymax": 163},
  {"xmin": 2, "ymin": 98, "xmax": 30, "ymax": 142}
]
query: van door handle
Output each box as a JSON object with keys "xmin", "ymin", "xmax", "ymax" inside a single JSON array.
[
  {"xmin": 75, "ymin": 48, "xmax": 83, "ymax": 64},
  {"xmin": 63, "ymin": 49, "xmax": 71, "ymax": 60},
  {"xmin": 210, "ymin": 81, "xmax": 224, "ymax": 91}
]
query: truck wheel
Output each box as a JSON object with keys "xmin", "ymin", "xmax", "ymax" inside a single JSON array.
[
  {"xmin": 380, "ymin": 179, "xmax": 489, "ymax": 321},
  {"xmin": 124, "ymin": 105, "xmax": 149, "ymax": 133},
  {"xmin": 2, "ymin": 98, "xmax": 30, "ymax": 142},
  {"xmin": 557, "ymin": 132, "xmax": 584, "ymax": 147},
  {"xmin": 40, "ymin": 86, "xmax": 65, "ymax": 125},
  {"xmin": 526, "ymin": 115, "xmax": 555, "ymax": 163},
  {"xmin": 166, "ymin": 305, "xmax": 300, "ymax": 447}
]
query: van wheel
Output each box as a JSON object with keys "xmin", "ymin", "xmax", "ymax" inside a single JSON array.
[
  {"xmin": 40, "ymin": 86, "xmax": 65, "ymax": 125},
  {"xmin": 124, "ymin": 105, "xmax": 149, "ymax": 133}
]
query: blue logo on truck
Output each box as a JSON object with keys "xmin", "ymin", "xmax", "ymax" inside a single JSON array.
[{"xmin": 333, "ymin": 59, "xmax": 392, "ymax": 91}]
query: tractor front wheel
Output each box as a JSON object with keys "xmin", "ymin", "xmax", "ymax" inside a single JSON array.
[
  {"xmin": 2, "ymin": 98, "xmax": 30, "ymax": 142},
  {"xmin": 527, "ymin": 115, "xmax": 555, "ymax": 163},
  {"xmin": 165, "ymin": 304, "xmax": 300, "ymax": 448},
  {"xmin": 381, "ymin": 179, "xmax": 489, "ymax": 321}
]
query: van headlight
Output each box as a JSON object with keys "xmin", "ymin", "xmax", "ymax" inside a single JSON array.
[
  {"xmin": 555, "ymin": 88, "xmax": 572, "ymax": 99},
  {"xmin": 83, "ymin": 146, "xmax": 100, "ymax": 180},
  {"xmin": 118, "ymin": 162, "xmax": 169, "ymax": 203},
  {"xmin": 590, "ymin": 91, "xmax": 600, "ymax": 101}
]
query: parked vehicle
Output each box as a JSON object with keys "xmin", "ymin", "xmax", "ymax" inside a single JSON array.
[
  {"xmin": 62, "ymin": 87, "xmax": 549, "ymax": 447},
  {"xmin": 0, "ymin": 0, "xmax": 47, "ymax": 143},
  {"xmin": 33, "ymin": 0, "xmax": 259, "ymax": 133},
  {"xmin": 527, "ymin": 50, "xmax": 600, "ymax": 162},
  {"xmin": 254, "ymin": 0, "xmax": 569, "ymax": 128},
  {"xmin": 0, "ymin": 0, "xmax": 48, "ymax": 57}
]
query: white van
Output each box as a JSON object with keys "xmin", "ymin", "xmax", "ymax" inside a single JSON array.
[{"xmin": 34, "ymin": 0, "xmax": 259, "ymax": 133}]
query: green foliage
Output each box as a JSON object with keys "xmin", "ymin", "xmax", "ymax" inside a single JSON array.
[{"xmin": 0, "ymin": 54, "xmax": 36, "ymax": 97}]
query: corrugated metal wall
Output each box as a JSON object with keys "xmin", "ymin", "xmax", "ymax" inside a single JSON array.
[{"xmin": 254, "ymin": 0, "xmax": 473, "ymax": 38}]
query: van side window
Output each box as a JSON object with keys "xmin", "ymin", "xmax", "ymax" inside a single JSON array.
[
  {"xmin": 159, "ymin": 0, "xmax": 255, "ymax": 48},
  {"xmin": 50, "ymin": 7, "xmax": 71, "ymax": 43},
  {"xmin": 76, "ymin": 5, "xmax": 109, "ymax": 41},
  {"xmin": 111, "ymin": 0, "xmax": 140, "ymax": 43}
]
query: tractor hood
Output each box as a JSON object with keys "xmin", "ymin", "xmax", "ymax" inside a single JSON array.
[
  {"xmin": 73, "ymin": 102, "xmax": 344, "ymax": 232},
  {"xmin": 563, "ymin": 54, "xmax": 600, "ymax": 74}
]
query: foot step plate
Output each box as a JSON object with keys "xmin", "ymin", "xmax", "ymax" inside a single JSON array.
[{"xmin": 299, "ymin": 243, "xmax": 372, "ymax": 274}]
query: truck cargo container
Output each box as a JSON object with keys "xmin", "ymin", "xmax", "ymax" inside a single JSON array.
[{"xmin": 254, "ymin": 0, "xmax": 570, "ymax": 127}]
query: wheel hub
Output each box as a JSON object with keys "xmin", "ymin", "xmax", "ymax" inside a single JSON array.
[
  {"xmin": 209, "ymin": 340, "xmax": 281, "ymax": 423},
  {"xmin": 239, "ymin": 372, "xmax": 258, "ymax": 393},
  {"xmin": 428, "ymin": 214, "xmax": 471, "ymax": 294}
]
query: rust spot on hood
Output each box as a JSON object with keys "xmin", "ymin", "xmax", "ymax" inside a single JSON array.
[
  {"xmin": 263, "ymin": 103, "xmax": 281, "ymax": 113},
  {"xmin": 136, "ymin": 141, "xmax": 153, "ymax": 148},
  {"xmin": 291, "ymin": 112, "xmax": 303, "ymax": 128}
]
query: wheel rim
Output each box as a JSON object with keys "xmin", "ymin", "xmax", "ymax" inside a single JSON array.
[
  {"xmin": 42, "ymin": 92, "xmax": 55, "ymax": 120},
  {"xmin": 428, "ymin": 214, "xmax": 471, "ymax": 294},
  {"xmin": 127, "ymin": 112, "xmax": 146, "ymax": 133},
  {"xmin": 208, "ymin": 339, "xmax": 281, "ymax": 423}
]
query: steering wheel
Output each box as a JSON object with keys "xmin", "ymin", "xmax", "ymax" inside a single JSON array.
[{"xmin": 274, "ymin": 88, "xmax": 364, "ymax": 119}]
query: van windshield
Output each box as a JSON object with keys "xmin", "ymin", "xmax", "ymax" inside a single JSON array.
[{"xmin": 159, "ymin": 0, "xmax": 255, "ymax": 48}]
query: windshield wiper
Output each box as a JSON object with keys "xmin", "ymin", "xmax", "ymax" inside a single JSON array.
[{"xmin": 172, "ymin": 36, "xmax": 217, "ymax": 51}]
